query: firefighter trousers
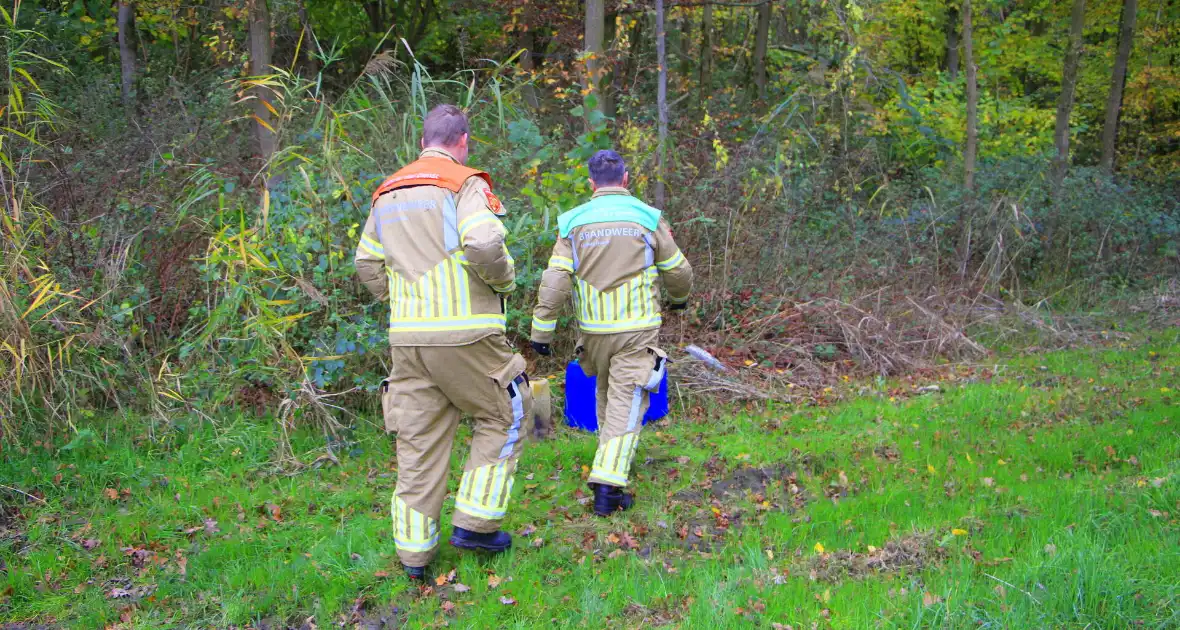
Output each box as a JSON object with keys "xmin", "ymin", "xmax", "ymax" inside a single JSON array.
[
  {"xmin": 579, "ymin": 328, "xmax": 667, "ymax": 488},
  {"xmin": 384, "ymin": 335, "xmax": 532, "ymax": 568}
]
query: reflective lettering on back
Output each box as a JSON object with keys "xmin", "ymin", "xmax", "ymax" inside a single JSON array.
[
  {"xmin": 377, "ymin": 198, "xmax": 439, "ymax": 226},
  {"xmin": 577, "ymin": 226, "xmax": 644, "ymax": 249}
]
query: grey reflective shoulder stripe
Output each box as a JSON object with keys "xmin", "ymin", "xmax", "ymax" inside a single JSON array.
[
  {"xmin": 642, "ymin": 232, "xmax": 655, "ymax": 268},
  {"xmin": 570, "ymin": 238, "xmax": 580, "ymax": 271},
  {"xmin": 443, "ymin": 192, "xmax": 459, "ymax": 251}
]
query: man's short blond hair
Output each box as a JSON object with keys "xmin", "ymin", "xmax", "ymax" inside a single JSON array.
[{"xmin": 422, "ymin": 104, "xmax": 469, "ymax": 148}]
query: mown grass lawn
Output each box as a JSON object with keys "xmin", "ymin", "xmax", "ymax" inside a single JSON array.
[{"xmin": 1, "ymin": 330, "xmax": 1178, "ymax": 629}]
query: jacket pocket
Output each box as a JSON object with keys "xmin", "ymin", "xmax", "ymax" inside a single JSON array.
[
  {"xmin": 488, "ymin": 352, "xmax": 528, "ymax": 390},
  {"xmin": 380, "ymin": 378, "xmax": 398, "ymax": 433}
]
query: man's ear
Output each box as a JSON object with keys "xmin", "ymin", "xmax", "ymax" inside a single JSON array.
[
  {"xmin": 420, "ymin": 137, "xmax": 425, "ymax": 150},
  {"xmin": 588, "ymin": 177, "xmax": 598, "ymax": 192},
  {"xmin": 622, "ymin": 171, "xmax": 630, "ymax": 188},
  {"xmin": 459, "ymin": 133, "xmax": 469, "ymax": 150}
]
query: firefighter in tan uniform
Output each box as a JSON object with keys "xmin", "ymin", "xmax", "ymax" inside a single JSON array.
[
  {"xmin": 530, "ymin": 150, "xmax": 692, "ymax": 516},
  {"xmin": 355, "ymin": 105, "xmax": 532, "ymax": 579}
]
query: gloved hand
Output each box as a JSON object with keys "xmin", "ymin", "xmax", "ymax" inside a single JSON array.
[
  {"xmin": 531, "ymin": 341, "xmax": 552, "ymax": 356},
  {"xmin": 667, "ymin": 301, "xmax": 688, "ymax": 311}
]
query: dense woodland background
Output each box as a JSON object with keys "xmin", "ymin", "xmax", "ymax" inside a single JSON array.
[{"xmin": 1, "ymin": 0, "xmax": 1178, "ymax": 440}]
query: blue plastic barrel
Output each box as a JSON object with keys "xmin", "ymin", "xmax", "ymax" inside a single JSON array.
[{"xmin": 563, "ymin": 360, "xmax": 669, "ymax": 432}]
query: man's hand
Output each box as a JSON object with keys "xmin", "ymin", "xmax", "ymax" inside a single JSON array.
[
  {"xmin": 667, "ymin": 301, "xmax": 688, "ymax": 311},
  {"xmin": 531, "ymin": 341, "xmax": 552, "ymax": 356}
]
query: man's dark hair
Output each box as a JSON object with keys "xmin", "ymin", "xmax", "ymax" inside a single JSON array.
[
  {"xmin": 588, "ymin": 150, "xmax": 626, "ymax": 186},
  {"xmin": 422, "ymin": 104, "xmax": 469, "ymax": 147}
]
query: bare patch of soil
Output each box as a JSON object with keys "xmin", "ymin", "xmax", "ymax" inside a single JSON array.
[
  {"xmin": 801, "ymin": 533, "xmax": 947, "ymax": 582},
  {"xmin": 621, "ymin": 596, "xmax": 689, "ymax": 627}
]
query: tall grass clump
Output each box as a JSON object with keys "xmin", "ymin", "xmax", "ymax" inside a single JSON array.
[{"xmin": 0, "ymin": 1, "xmax": 95, "ymax": 440}]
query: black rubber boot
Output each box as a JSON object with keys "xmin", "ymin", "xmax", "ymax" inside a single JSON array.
[
  {"xmin": 404, "ymin": 564, "xmax": 426, "ymax": 581},
  {"xmin": 591, "ymin": 482, "xmax": 635, "ymax": 517},
  {"xmin": 448, "ymin": 526, "xmax": 512, "ymax": 553}
]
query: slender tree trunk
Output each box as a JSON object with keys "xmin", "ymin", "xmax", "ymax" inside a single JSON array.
[
  {"xmin": 963, "ymin": 0, "xmax": 977, "ymax": 194},
  {"xmin": 585, "ymin": 0, "xmax": 606, "ymax": 112},
  {"xmin": 626, "ymin": 13, "xmax": 647, "ymax": 93},
  {"xmin": 1050, "ymin": 0, "xmax": 1087, "ymax": 196},
  {"xmin": 518, "ymin": 29, "xmax": 540, "ymax": 110},
  {"xmin": 677, "ymin": 8, "xmax": 692, "ymax": 77},
  {"xmin": 249, "ymin": 0, "xmax": 276, "ymax": 159},
  {"xmin": 1100, "ymin": 0, "xmax": 1138, "ymax": 174},
  {"xmin": 959, "ymin": 0, "xmax": 978, "ymax": 279},
  {"xmin": 753, "ymin": 1, "xmax": 771, "ymax": 101},
  {"xmin": 604, "ymin": 11, "xmax": 618, "ymax": 118},
  {"xmin": 363, "ymin": 1, "xmax": 380, "ymax": 35},
  {"xmin": 655, "ymin": 0, "xmax": 668, "ymax": 208},
  {"xmin": 944, "ymin": 3, "xmax": 959, "ymax": 80},
  {"xmin": 117, "ymin": 1, "xmax": 135, "ymax": 113},
  {"xmin": 297, "ymin": 0, "xmax": 319, "ymax": 76},
  {"xmin": 700, "ymin": 3, "xmax": 713, "ymax": 101}
]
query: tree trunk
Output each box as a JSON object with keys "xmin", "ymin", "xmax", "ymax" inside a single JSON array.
[
  {"xmin": 363, "ymin": 1, "xmax": 381, "ymax": 35},
  {"xmin": 298, "ymin": 0, "xmax": 319, "ymax": 76},
  {"xmin": 249, "ymin": 0, "xmax": 276, "ymax": 159},
  {"xmin": 753, "ymin": 1, "xmax": 771, "ymax": 101},
  {"xmin": 700, "ymin": 3, "xmax": 713, "ymax": 101},
  {"xmin": 677, "ymin": 8, "xmax": 692, "ymax": 77},
  {"xmin": 944, "ymin": 3, "xmax": 959, "ymax": 80},
  {"xmin": 117, "ymin": 1, "xmax": 135, "ymax": 113},
  {"xmin": 1099, "ymin": 0, "xmax": 1138, "ymax": 174},
  {"xmin": 963, "ymin": 0, "xmax": 977, "ymax": 194},
  {"xmin": 1050, "ymin": 0, "xmax": 1087, "ymax": 196},
  {"xmin": 604, "ymin": 10, "xmax": 618, "ymax": 118},
  {"xmin": 585, "ymin": 0, "xmax": 606, "ymax": 112},
  {"xmin": 655, "ymin": 0, "xmax": 668, "ymax": 208},
  {"xmin": 518, "ymin": 29, "xmax": 540, "ymax": 110},
  {"xmin": 959, "ymin": 0, "xmax": 978, "ymax": 279}
]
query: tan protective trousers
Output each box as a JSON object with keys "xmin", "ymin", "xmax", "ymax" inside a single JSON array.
[
  {"xmin": 383, "ymin": 335, "xmax": 532, "ymax": 568},
  {"xmin": 579, "ymin": 328, "xmax": 666, "ymax": 488}
]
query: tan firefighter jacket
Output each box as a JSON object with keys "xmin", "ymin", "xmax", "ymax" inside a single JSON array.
[
  {"xmin": 355, "ymin": 148, "xmax": 516, "ymax": 346},
  {"xmin": 530, "ymin": 187, "xmax": 692, "ymax": 344}
]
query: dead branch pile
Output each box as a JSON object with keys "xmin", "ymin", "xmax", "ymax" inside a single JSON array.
[{"xmin": 670, "ymin": 288, "xmax": 997, "ymax": 402}]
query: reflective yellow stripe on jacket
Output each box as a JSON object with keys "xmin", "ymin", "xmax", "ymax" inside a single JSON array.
[
  {"xmin": 386, "ymin": 253, "xmax": 506, "ymax": 334},
  {"xmin": 573, "ymin": 267, "xmax": 662, "ymax": 334}
]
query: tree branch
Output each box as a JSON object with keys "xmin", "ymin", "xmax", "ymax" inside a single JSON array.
[{"xmin": 616, "ymin": 0, "xmax": 782, "ymax": 14}]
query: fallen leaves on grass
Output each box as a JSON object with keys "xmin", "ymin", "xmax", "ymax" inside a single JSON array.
[
  {"xmin": 453, "ymin": 583, "xmax": 471, "ymax": 593},
  {"xmin": 183, "ymin": 518, "xmax": 220, "ymax": 537},
  {"xmin": 487, "ymin": 574, "xmax": 502, "ymax": 589},
  {"xmin": 435, "ymin": 569, "xmax": 456, "ymax": 586},
  {"xmin": 262, "ymin": 502, "xmax": 282, "ymax": 521},
  {"xmin": 499, "ymin": 595, "xmax": 516, "ymax": 606},
  {"xmin": 107, "ymin": 583, "xmax": 155, "ymax": 601},
  {"xmin": 82, "ymin": 538, "xmax": 100, "ymax": 550}
]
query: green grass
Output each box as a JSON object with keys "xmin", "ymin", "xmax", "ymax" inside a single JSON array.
[{"xmin": 1, "ymin": 331, "xmax": 1178, "ymax": 629}]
